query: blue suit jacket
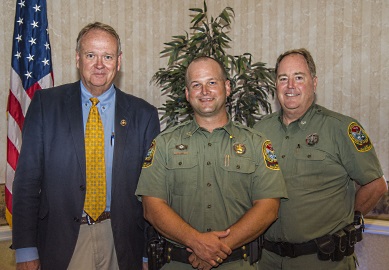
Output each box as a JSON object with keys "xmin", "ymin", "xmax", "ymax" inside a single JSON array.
[{"xmin": 12, "ymin": 82, "xmax": 160, "ymax": 269}]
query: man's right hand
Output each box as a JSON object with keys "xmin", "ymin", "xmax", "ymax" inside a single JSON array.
[
  {"xmin": 16, "ymin": 259, "xmax": 40, "ymax": 270},
  {"xmin": 187, "ymin": 229, "xmax": 231, "ymax": 267}
]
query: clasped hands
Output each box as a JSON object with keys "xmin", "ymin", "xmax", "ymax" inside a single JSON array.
[{"xmin": 186, "ymin": 229, "xmax": 231, "ymax": 270}]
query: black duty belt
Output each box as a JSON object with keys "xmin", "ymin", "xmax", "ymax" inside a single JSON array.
[
  {"xmin": 263, "ymin": 239, "xmax": 317, "ymax": 258},
  {"xmin": 81, "ymin": 211, "xmax": 111, "ymax": 225},
  {"xmin": 168, "ymin": 243, "xmax": 250, "ymax": 264},
  {"xmin": 263, "ymin": 222, "xmax": 364, "ymax": 260}
]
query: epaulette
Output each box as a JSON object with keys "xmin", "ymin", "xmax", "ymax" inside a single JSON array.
[
  {"xmin": 231, "ymin": 121, "xmax": 265, "ymax": 137},
  {"xmin": 315, "ymin": 105, "xmax": 354, "ymax": 124},
  {"xmin": 159, "ymin": 120, "xmax": 192, "ymax": 136},
  {"xmin": 258, "ymin": 112, "xmax": 278, "ymax": 121}
]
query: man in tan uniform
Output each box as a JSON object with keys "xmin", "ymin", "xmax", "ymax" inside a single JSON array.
[
  {"xmin": 136, "ymin": 56, "xmax": 287, "ymax": 270},
  {"xmin": 255, "ymin": 48, "xmax": 387, "ymax": 270}
]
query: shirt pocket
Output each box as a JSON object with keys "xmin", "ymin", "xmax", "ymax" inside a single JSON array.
[
  {"xmin": 292, "ymin": 148, "xmax": 328, "ymax": 189},
  {"xmin": 220, "ymin": 156, "xmax": 256, "ymax": 199},
  {"xmin": 167, "ymin": 155, "xmax": 198, "ymax": 195}
]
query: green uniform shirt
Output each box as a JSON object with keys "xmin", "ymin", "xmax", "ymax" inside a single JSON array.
[
  {"xmin": 254, "ymin": 103, "xmax": 383, "ymax": 243},
  {"xmin": 136, "ymin": 119, "xmax": 287, "ymax": 233}
]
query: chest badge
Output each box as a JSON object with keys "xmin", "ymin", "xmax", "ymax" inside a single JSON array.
[
  {"xmin": 233, "ymin": 143, "xmax": 246, "ymax": 155},
  {"xmin": 306, "ymin": 133, "xmax": 319, "ymax": 146}
]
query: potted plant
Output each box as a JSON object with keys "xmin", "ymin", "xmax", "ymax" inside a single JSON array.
[{"xmin": 152, "ymin": 0, "xmax": 275, "ymax": 129}]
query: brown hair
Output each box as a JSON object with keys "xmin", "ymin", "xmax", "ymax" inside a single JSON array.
[
  {"xmin": 76, "ymin": 22, "xmax": 121, "ymax": 54},
  {"xmin": 275, "ymin": 48, "xmax": 316, "ymax": 78}
]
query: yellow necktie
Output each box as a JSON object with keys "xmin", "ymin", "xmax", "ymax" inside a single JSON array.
[{"xmin": 84, "ymin": 97, "xmax": 106, "ymax": 221}]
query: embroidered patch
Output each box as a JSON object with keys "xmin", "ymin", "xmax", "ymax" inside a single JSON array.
[
  {"xmin": 262, "ymin": 140, "xmax": 280, "ymax": 170},
  {"xmin": 143, "ymin": 140, "xmax": 156, "ymax": 168},
  {"xmin": 347, "ymin": 122, "xmax": 372, "ymax": 152}
]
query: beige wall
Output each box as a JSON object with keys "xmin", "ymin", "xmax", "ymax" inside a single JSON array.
[
  {"xmin": 0, "ymin": 0, "xmax": 388, "ymax": 268},
  {"xmin": 1, "ymin": 0, "xmax": 387, "ymax": 185}
]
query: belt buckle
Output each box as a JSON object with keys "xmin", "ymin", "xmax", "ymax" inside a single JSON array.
[
  {"xmin": 278, "ymin": 242, "xmax": 296, "ymax": 258},
  {"xmin": 86, "ymin": 215, "xmax": 95, "ymax": 225}
]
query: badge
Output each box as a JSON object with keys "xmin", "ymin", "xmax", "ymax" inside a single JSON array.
[
  {"xmin": 347, "ymin": 122, "xmax": 372, "ymax": 152},
  {"xmin": 233, "ymin": 143, "xmax": 246, "ymax": 155},
  {"xmin": 306, "ymin": 133, "xmax": 319, "ymax": 146},
  {"xmin": 175, "ymin": 144, "xmax": 188, "ymax": 150},
  {"xmin": 120, "ymin": 119, "xmax": 127, "ymax": 126},
  {"xmin": 262, "ymin": 140, "xmax": 279, "ymax": 170},
  {"xmin": 142, "ymin": 140, "xmax": 156, "ymax": 168}
]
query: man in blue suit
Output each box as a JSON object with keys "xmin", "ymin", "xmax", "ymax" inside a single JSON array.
[{"xmin": 12, "ymin": 22, "xmax": 160, "ymax": 270}]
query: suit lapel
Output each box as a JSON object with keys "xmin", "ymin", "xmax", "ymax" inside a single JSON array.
[
  {"xmin": 65, "ymin": 82, "xmax": 86, "ymax": 182},
  {"xmin": 112, "ymin": 88, "xmax": 131, "ymax": 170}
]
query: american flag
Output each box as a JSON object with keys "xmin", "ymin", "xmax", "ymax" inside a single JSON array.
[{"xmin": 6, "ymin": 0, "xmax": 53, "ymax": 226}]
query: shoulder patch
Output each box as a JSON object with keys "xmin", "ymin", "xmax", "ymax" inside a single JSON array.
[
  {"xmin": 347, "ymin": 122, "xmax": 373, "ymax": 152},
  {"xmin": 143, "ymin": 139, "xmax": 156, "ymax": 168},
  {"xmin": 262, "ymin": 140, "xmax": 280, "ymax": 170}
]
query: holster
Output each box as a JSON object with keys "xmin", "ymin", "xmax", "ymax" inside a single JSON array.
[
  {"xmin": 331, "ymin": 229, "xmax": 347, "ymax": 261},
  {"xmin": 146, "ymin": 226, "xmax": 167, "ymax": 270},
  {"xmin": 249, "ymin": 235, "xmax": 263, "ymax": 264},
  {"xmin": 315, "ymin": 234, "xmax": 335, "ymax": 261}
]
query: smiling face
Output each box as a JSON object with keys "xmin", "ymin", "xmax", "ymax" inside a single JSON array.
[
  {"xmin": 185, "ymin": 58, "xmax": 231, "ymax": 122},
  {"xmin": 76, "ymin": 28, "xmax": 121, "ymax": 96},
  {"xmin": 276, "ymin": 53, "xmax": 317, "ymax": 124}
]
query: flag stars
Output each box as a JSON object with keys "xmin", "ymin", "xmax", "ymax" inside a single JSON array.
[
  {"xmin": 16, "ymin": 34, "xmax": 22, "ymax": 42},
  {"xmin": 15, "ymin": 52, "xmax": 22, "ymax": 59},
  {"xmin": 31, "ymin": 20, "xmax": 39, "ymax": 28},
  {"xmin": 42, "ymin": 58, "xmax": 50, "ymax": 66},
  {"xmin": 28, "ymin": 37, "xmax": 37, "ymax": 45},
  {"xmin": 33, "ymin": 4, "xmax": 41, "ymax": 12},
  {"xmin": 25, "ymin": 71, "xmax": 32, "ymax": 78},
  {"xmin": 17, "ymin": 17, "xmax": 23, "ymax": 25},
  {"xmin": 26, "ymin": 54, "xmax": 34, "ymax": 62},
  {"xmin": 44, "ymin": 42, "xmax": 50, "ymax": 50},
  {"xmin": 18, "ymin": 0, "xmax": 25, "ymax": 8}
]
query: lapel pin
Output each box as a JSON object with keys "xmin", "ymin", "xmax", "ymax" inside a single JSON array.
[{"xmin": 120, "ymin": 119, "xmax": 127, "ymax": 126}]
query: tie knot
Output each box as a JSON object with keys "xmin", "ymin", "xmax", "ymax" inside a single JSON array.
[{"xmin": 90, "ymin": 97, "xmax": 100, "ymax": 106}]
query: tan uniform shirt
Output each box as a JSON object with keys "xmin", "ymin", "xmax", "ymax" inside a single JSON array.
[
  {"xmin": 255, "ymin": 104, "xmax": 383, "ymax": 243},
  {"xmin": 136, "ymin": 119, "xmax": 287, "ymax": 233}
]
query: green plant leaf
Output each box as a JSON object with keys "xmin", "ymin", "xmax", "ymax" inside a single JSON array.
[{"xmin": 152, "ymin": 1, "xmax": 275, "ymax": 129}]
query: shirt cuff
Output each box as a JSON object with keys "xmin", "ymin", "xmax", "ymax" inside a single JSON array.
[{"xmin": 15, "ymin": 247, "xmax": 39, "ymax": 263}]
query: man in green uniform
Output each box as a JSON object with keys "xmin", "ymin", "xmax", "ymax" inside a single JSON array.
[
  {"xmin": 136, "ymin": 56, "xmax": 287, "ymax": 270},
  {"xmin": 254, "ymin": 48, "xmax": 387, "ymax": 270}
]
